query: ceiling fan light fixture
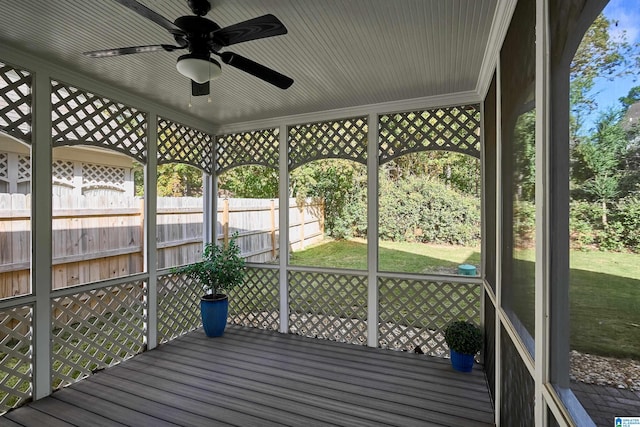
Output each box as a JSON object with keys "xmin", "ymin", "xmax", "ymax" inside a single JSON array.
[{"xmin": 176, "ymin": 54, "xmax": 221, "ymax": 84}]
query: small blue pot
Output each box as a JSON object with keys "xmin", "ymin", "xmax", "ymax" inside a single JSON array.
[
  {"xmin": 200, "ymin": 294, "xmax": 229, "ymax": 337},
  {"xmin": 450, "ymin": 349, "xmax": 475, "ymax": 372}
]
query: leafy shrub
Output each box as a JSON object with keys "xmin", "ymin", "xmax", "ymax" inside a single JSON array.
[
  {"xmin": 444, "ymin": 320, "xmax": 483, "ymax": 355},
  {"xmin": 568, "ymin": 198, "xmax": 640, "ymax": 252},
  {"xmin": 173, "ymin": 234, "xmax": 245, "ymax": 296},
  {"xmin": 612, "ymin": 196, "xmax": 640, "ymax": 252},
  {"xmin": 513, "ymin": 201, "xmax": 535, "ymax": 246},
  {"xmin": 378, "ymin": 176, "xmax": 480, "ymax": 245},
  {"xmin": 331, "ymin": 184, "xmax": 367, "ymax": 239},
  {"xmin": 597, "ymin": 222, "xmax": 625, "ymax": 251},
  {"xmin": 569, "ymin": 200, "xmax": 601, "ymax": 249}
]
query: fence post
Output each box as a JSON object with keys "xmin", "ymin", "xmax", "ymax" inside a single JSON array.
[
  {"xmin": 299, "ymin": 201, "xmax": 305, "ymax": 250},
  {"xmin": 320, "ymin": 199, "xmax": 325, "ymax": 235},
  {"xmin": 222, "ymin": 198, "xmax": 229, "ymax": 246},
  {"xmin": 270, "ymin": 200, "xmax": 276, "ymax": 258}
]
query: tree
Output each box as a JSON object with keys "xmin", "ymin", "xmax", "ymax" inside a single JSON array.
[
  {"xmin": 133, "ymin": 162, "xmax": 205, "ymax": 197},
  {"xmin": 383, "ymin": 151, "xmax": 480, "ymax": 196},
  {"xmin": 156, "ymin": 163, "xmax": 203, "ymax": 197},
  {"xmin": 619, "ymin": 85, "xmax": 640, "ymax": 110},
  {"xmin": 513, "ymin": 110, "xmax": 536, "ymax": 202},
  {"xmin": 217, "ymin": 165, "xmax": 278, "ymax": 198},
  {"xmin": 570, "ymin": 14, "xmax": 639, "ymax": 137},
  {"xmin": 290, "ymin": 159, "xmax": 366, "ymax": 237},
  {"xmin": 572, "ymin": 109, "xmax": 627, "ymax": 225}
]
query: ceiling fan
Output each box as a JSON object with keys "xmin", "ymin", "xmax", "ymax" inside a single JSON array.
[{"xmin": 84, "ymin": 0, "xmax": 294, "ymax": 96}]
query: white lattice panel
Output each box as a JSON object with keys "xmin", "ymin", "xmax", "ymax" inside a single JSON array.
[
  {"xmin": 17, "ymin": 155, "xmax": 30, "ymax": 182},
  {"xmin": 0, "ymin": 62, "xmax": 31, "ymax": 144},
  {"xmin": 51, "ymin": 282, "xmax": 146, "ymax": 389},
  {"xmin": 51, "ymin": 81, "xmax": 147, "ymax": 163},
  {"xmin": 52, "ymin": 160, "xmax": 73, "ymax": 185},
  {"xmin": 378, "ymin": 277, "xmax": 481, "ymax": 357},
  {"xmin": 157, "ymin": 118, "xmax": 213, "ymax": 174},
  {"xmin": 82, "ymin": 163, "xmax": 125, "ymax": 189},
  {"xmin": 379, "ymin": 105, "xmax": 481, "ymax": 163},
  {"xmin": 289, "ymin": 271, "xmax": 367, "ymax": 345},
  {"xmin": 228, "ymin": 267, "xmax": 279, "ymax": 331},
  {"xmin": 157, "ymin": 272, "xmax": 201, "ymax": 344},
  {"xmin": 216, "ymin": 128, "xmax": 279, "ymax": 174},
  {"xmin": 288, "ymin": 117, "xmax": 368, "ymax": 170},
  {"xmin": 0, "ymin": 152, "xmax": 7, "ymax": 179},
  {"xmin": 0, "ymin": 306, "xmax": 32, "ymax": 414}
]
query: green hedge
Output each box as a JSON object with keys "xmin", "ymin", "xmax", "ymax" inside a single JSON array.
[
  {"xmin": 511, "ymin": 198, "xmax": 640, "ymax": 252},
  {"xmin": 569, "ymin": 197, "xmax": 640, "ymax": 252},
  {"xmin": 327, "ymin": 174, "xmax": 640, "ymax": 253},
  {"xmin": 330, "ymin": 176, "xmax": 481, "ymax": 244}
]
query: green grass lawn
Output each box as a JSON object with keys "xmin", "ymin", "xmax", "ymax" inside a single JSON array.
[
  {"xmin": 290, "ymin": 239, "xmax": 640, "ymax": 359},
  {"xmin": 290, "ymin": 238, "xmax": 481, "ymax": 273}
]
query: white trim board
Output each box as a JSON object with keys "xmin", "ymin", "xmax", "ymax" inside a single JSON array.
[
  {"xmin": 216, "ymin": 91, "xmax": 481, "ymax": 135},
  {"xmin": 0, "ymin": 44, "xmax": 217, "ymax": 136},
  {"xmin": 476, "ymin": 0, "xmax": 518, "ymax": 100}
]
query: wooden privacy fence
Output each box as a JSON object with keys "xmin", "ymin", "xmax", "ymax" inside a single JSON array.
[
  {"xmin": 217, "ymin": 197, "xmax": 324, "ymax": 263},
  {"xmin": 0, "ymin": 194, "xmax": 324, "ymax": 297}
]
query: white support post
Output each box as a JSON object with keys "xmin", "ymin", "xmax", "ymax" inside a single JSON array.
[
  {"xmin": 494, "ymin": 58, "xmax": 503, "ymax": 426},
  {"xmin": 32, "ymin": 72, "xmax": 52, "ymax": 400},
  {"xmin": 145, "ymin": 112, "xmax": 158, "ymax": 350},
  {"xmin": 278, "ymin": 125, "xmax": 289, "ymax": 333},
  {"xmin": 204, "ymin": 171, "xmax": 215, "ymax": 246},
  {"xmin": 535, "ymin": 0, "xmax": 551, "ymax": 424},
  {"xmin": 479, "ymin": 101, "xmax": 486, "ymax": 364},
  {"xmin": 212, "ymin": 132, "xmax": 218, "ymax": 244},
  {"xmin": 366, "ymin": 113, "xmax": 379, "ymax": 348}
]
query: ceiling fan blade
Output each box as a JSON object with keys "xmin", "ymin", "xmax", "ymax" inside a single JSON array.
[
  {"xmin": 214, "ymin": 14, "xmax": 287, "ymax": 47},
  {"xmin": 220, "ymin": 52, "xmax": 293, "ymax": 89},
  {"xmin": 192, "ymin": 80, "xmax": 210, "ymax": 96},
  {"xmin": 83, "ymin": 44, "xmax": 182, "ymax": 58},
  {"xmin": 112, "ymin": 0, "xmax": 184, "ymax": 36}
]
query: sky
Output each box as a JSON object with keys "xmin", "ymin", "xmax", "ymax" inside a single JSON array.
[{"xmin": 581, "ymin": 0, "xmax": 640, "ymax": 132}]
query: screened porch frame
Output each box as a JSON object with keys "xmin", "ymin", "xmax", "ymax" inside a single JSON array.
[{"xmin": 0, "ymin": 0, "xmax": 614, "ymax": 425}]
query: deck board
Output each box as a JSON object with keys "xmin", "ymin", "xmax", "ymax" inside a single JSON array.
[
  {"xmin": 1, "ymin": 325, "xmax": 494, "ymax": 426},
  {"xmin": 27, "ymin": 397, "xmax": 127, "ymax": 427},
  {"xmin": 51, "ymin": 388, "xmax": 179, "ymax": 427}
]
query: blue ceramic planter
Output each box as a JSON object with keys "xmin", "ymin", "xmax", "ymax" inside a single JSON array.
[
  {"xmin": 450, "ymin": 349, "xmax": 475, "ymax": 372},
  {"xmin": 200, "ymin": 294, "xmax": 229, "ymax": 337}
]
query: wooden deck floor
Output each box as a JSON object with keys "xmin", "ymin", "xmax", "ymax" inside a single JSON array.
[{"xmin": 1, "ymin": 325, "xmax": 494, "ymax": 426}]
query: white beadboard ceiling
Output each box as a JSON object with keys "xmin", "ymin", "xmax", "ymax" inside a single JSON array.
[{"xmin": 0, "ymin": 0, "xmax": 498, "ymax": 126}]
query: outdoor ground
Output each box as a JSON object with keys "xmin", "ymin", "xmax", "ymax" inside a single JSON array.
[{"xmin": 290, "ymin": 239, "xmax": 640, "ymax": 360}]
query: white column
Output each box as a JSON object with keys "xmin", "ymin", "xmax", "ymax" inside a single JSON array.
[
  {"xmin": 278, "ymin": 125, "xmax": 289, "ymax": 333},
  {"xmin": 366, "ymin": 113, "xmax": 379, "ymax": 348},
  {"xmin": 494, "ymin": 58, "xmax": 503, "ymax": 426},
  {"xmin": 32, "ymin": 72, "xmax": 52, "ymax": 399},
  {"xmin": 534, "ymin": 0, "xmax": 551, "ymax": 424},
  {"xmin": 145, "ymin": 112, "xmax": 158, "ymax": 350},
  {"xmin": 479, "ymin": 101, "xmax": 486, "ymax": 363},
  {"xmin": 204, "ymin": 171, "xmax": 215, "ymax": 246}
]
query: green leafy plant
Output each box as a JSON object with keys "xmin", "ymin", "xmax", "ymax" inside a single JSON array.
[
  {"xmin": 174, "ymin": 234, "xmax": 246, "ymax": 297},
  {"xmin": 444, "ymin": 320, "xmax": 483, "ymax": 355}
]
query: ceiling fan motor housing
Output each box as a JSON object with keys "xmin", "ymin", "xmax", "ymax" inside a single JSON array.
[
  {"xmin": 174, "ymin": 15, "xmax": 221, "ymax": 54},
  {"xmin": 187, "ymin": 0, "xmax": 211, "ymax": 16}
]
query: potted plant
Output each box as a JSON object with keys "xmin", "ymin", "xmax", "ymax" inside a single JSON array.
[
  {"xmin": 444, "ymin": 320, "xmax": 483, "ymax": 372},
  {"xmin": 174, "ymin": 234, "xmax": 245, "ymax": 337}
]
